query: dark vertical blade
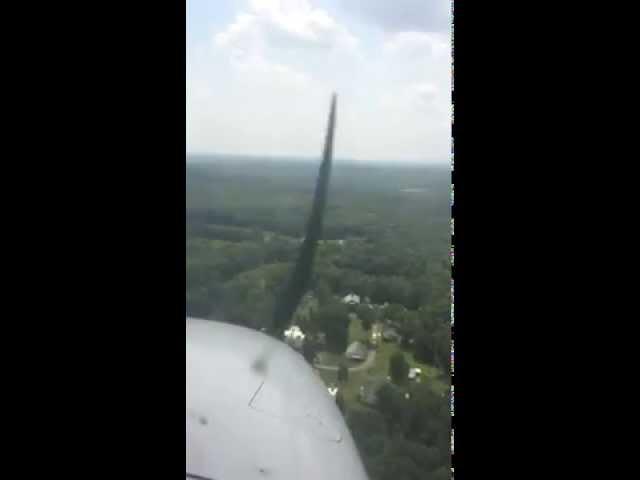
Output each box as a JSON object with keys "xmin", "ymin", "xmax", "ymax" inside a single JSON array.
[{"xmin": 271, "ymin": 93, "xmax": 337, "ymax": 333}]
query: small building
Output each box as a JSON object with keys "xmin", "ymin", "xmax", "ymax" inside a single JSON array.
[
  {"xmin": 327, "ymin": 385, "xmax": 339, "ymax": 397},
  {"xmin": 342, "ymin": 293, "xmax": 360, "ymax": 305},
  {"xmin": 345, "ymin": 341, "xmax": 368, "ymax": 361},
  {"xmin": 408, "ymin": 367, "xmax": 422, "ymax": 380},
  {"xmin": 382, "ymin": 327, "xmax": 401, "ymax": 342},
  {"xmin": 283, "ymin": 325, "xmax": 305, "ymax": 350}
]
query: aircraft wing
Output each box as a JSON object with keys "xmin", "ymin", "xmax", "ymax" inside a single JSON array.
[{"xmin": 186, "ymin": 317, "xmax": 369, "ymax": 480}]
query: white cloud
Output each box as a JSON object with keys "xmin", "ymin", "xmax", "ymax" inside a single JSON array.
[
  {"xmin": 188, "ymin": 0, "xmax": 451, "ymax": 163},
  {"xmin": 383, "ymin": 31, "xmax": 449, "ymax": 59},
  {"xmin": 232, "ymin": 55, "xmax": 313, "ymax": 90},
  {"xmin": 215, "ymin": 0, "xmax": 358, "ymax": 60},
  {"xmin": 210, "ymin": 0, "xmax": 358, "ymax": 100}
]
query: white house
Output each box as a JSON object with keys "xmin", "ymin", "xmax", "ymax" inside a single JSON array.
[
  {"xmin": 342, "ymin": 293, "xmax": 360, "ymax": 305},
  {"xmin": 408, "ymin": 367, "xmax": 422, "ymax": 380},
  {"xmin": 327, "ymin": 386, "xmax": 339, "ymax": 397},
  {"xmin": 283, "ymin": 325, "xmax": 305, "ymax": 350}
]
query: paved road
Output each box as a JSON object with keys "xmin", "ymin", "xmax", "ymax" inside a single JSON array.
[{"xmin": 314, "ymin": 350, "xmax": 376, "ymax": 372}]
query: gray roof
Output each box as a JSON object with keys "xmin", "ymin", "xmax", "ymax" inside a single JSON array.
[
  {"xmin": 345, "ymin": 341, "xmax": 367, "ymax": 358},
  {"xmin": 382, "ymin": 328, "xmax": 400, "ymax": 339},
  {"xmin": 187, "ymin": 317, "xmax": 368, "ymax": 480}
]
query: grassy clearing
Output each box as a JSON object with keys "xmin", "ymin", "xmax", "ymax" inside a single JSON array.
[
  {"xmin": 348, "ymin": 315, "xmax": 369, "ymax": 344},
  {"xmin": 316, "ymin": 352, "xmax": 345, "ymax": 366},
  {"xmin": 317, "ymin": 368, "xmax": 337, "ymax": 386}
]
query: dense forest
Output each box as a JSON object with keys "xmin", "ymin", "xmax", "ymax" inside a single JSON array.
[{"xmin": 187, "ymin": 155, "xmax": 451, "ymax": 480}]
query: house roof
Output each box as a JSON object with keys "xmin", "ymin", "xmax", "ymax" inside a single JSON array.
[
  {"xmin": 284, "ymin": 325, "xmax": 305, "ymax": 340},
  {"xmin": 382, "ymin": 328, "xmax": 400, "ymax": 339},
  {"xmin": 345, "ymin": 341, "xmax": 367, "ymax": 357},
  {"xmin": 342, "ymin": 293, "xmax": 360, "ymax": 303}
]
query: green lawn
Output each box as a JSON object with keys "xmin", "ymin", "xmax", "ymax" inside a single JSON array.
[
  {"xmin": 348, "ymin": 315, "xmax": 369, "ymax": 343},
  {"xmin": 317, "ymin": 368, "xmax": 337, "ymax": 386},
  {"xmin": 316, "ymin": 351, "xmax": 345, "ymax": 366}
]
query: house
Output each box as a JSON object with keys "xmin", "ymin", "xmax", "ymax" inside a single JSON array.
[
  {"xmin": 382, "ymin": 327, "xmax": 401, "ymax": 342},
  {"xmin": 408, "ymin": 367, "xmax": 422, "ymax": 380},
  {"xmin": 283, "ymin": 325, "xmax": 305, "ymax": 350},
  {"xmin": 327, "ymin": 385, "xmax": 339, "ymax": 397},
  {"xmin": 342, "ymin": 293, "xmax": 360, "ymax": 305},
  {"xmin": 345, "ymin": 341, "xmax": 368, "ymax": 361}
]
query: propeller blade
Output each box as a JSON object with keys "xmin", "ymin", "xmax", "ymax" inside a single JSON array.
[{"xmin": 271, "ymin": 93, "xmax": 337, "ymax": 334}]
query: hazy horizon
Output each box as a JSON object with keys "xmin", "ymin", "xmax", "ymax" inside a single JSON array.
[
  {"xmin": 186, "ymin": 151, "xmax": 450, "ymax": 166},
  {"xmin": 187, "ymin": 0, "xmax": 452, "ymax": 164}
]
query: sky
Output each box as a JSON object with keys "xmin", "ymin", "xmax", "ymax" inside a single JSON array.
[{"xmin": 187, "ymin": 0, "xmax": 452, "ymax": 163}]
